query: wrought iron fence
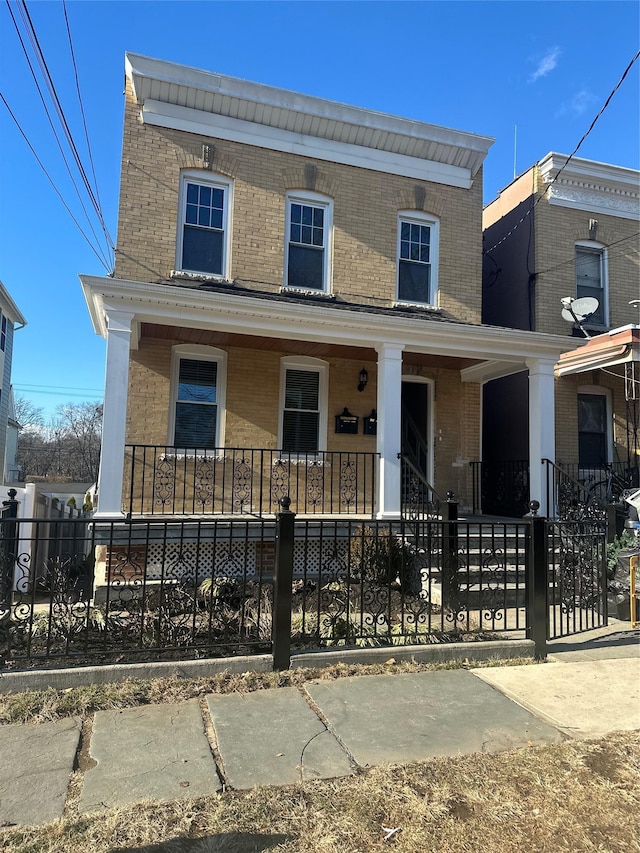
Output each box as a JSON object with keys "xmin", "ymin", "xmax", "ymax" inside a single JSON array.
[
  {"xmin": 400, "ymin": 455, "xmax": 441, "ymax": 520},
  {"xmin": 553, "ymin": 462, "xmax": 639, "ymax": 505},
  {"xmin": 286, "ymin": 516, "xmax": 530, "ymax": 651},
  {"xmin": 0, "ymin": 516, "xmax": 274, "ymax": 669},
  {"xmin": 124, "ymin": 446, "xmax": 378, "ymax": 517},
  {"xmin": 546, "ymin": 518, "xmax": 608, "ymax": 639},
  {"xmin": 543, "ymin": 458, "xmax": 609, "ymax": 521},
  {"xmin": 0, "ymin": 508, "xmax": 610, "ymax": 669}
]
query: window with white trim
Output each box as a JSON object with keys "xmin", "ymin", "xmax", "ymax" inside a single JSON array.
[
  {"xmin": 285, "ymin": 192, "xmax": 332, "ymax": 292},
  {"xmin": 279, "ymin": 358, "xmax": 328, "ymax": 453},
  {"xmin": 577, "ymin": 388, "xmax": 611, "ymax": 468},
  {"xmin": 170, "ymin": 346, "xmax": 227, "ymax": 450},
  {"xmin": 0, "ymin": 313, "xmax": 5, "ymax": 352},
  {"xmin": 397, "ymin": 212, "xmax": 439, "ymax": 305},
  {"xmin": 177, "ymin": 172, "xmax": 232, "ymax": 277},
  {"xmin": 575, "ymin": 243, "xmax": 607, "ymax": 326}
]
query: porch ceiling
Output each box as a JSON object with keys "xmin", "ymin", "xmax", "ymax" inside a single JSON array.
[{"xmin": 141, "ymin": 323, "xmax": 482, "ymax": 371}]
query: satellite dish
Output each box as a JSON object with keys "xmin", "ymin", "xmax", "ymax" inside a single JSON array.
[{"xmin": 561, "ymin": 296, "xmax": 599, "ymax": 324}]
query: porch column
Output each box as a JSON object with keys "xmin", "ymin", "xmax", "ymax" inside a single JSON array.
[
  {"xmin": 527, "ymin": 358, "xmax": 556, "ymax": 517},
  {"xmin": 375, "ymin": 343, "xmax": 404, "ymax": 519},
  {"xmin": 96, "ymin": 310, "xmax": 134, "ymax": 516}
]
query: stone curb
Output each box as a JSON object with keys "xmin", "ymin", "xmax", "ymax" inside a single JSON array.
[{"xmin": 0, "ymin": 640, "xmax": 534, "ymax": 694}]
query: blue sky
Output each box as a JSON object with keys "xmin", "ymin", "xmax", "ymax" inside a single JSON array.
[{"xmin": 1, "ymin": 0, "xmax": 639, "ymax": 420}]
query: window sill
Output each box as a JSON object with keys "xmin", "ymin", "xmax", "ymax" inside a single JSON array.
[
  {"xmin": 170, "ymin": 270, "xmax": 233, "ymax": 285},
  {"xmin": 280, "ymin": 287, "xmax": 336, "ymax": 300},
  {"xmin": 393, "ymin": 301, "xmax": 441, "ymax": 312}
]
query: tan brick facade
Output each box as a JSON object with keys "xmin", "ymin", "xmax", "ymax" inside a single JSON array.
[{"xmin": 114, "ymin": 81, "xmax": 483, "ymax": 325}]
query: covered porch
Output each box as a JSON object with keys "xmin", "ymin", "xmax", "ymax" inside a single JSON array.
[{"xmin": 82, "ymin": 275, "xmax": 572, "ymax": 520}]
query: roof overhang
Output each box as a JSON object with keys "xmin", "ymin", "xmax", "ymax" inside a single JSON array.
[
  {"xmin": 555, "ymin": 325, "xmax": 640, "ymax": 376},
  {"xmin": 125, "ymin": 53, "xmax": 493, "ymax": 189},
  {"xmin": 81, "ymin": 275, "xmax": 571, "ymax": 377},
  {"xmin": 0, "ymin": 280, "xmax": 27, "ymax": 327}
]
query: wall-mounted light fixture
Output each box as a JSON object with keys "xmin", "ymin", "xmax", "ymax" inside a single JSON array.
[{"xmin": 357, "ymin": 367, "xmax": 368, "ymax": 392}]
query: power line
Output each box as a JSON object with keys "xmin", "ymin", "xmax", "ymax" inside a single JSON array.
[
  {"xmin": 485, "ymin": 49, "xmax": 640, "ymax": 256},
  {"xmin": 0, "ymin": 90, "xmax": 111, "ymax": 271},
  {"xmin": 18, "ymin": 0, "xmax": 114, "ymax": 257},
  {"xmin": 2, "ymin": 0, "xmax": 114, "ymax": 270},
  {"xmin": 536, "ymin": 232, "xmax": 640, "ymax": 277}
]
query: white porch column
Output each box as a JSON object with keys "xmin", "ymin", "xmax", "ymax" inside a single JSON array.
[
  {"xmin": 527, "ymin": 358, "xmax": 556, "ymax": 517},
  {"xmin": 375, "ymin": 343, "xmax": 404, "ymax": 519},
  {"xmin": 96, "ymin": 310, "xmax": 134, "ymax": 516}
]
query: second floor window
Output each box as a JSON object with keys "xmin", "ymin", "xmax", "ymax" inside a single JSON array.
[
  {"xmin": 285, "ymin": 193, "xmax": 332, "ymax": 291},
  {"xmin": 575, "ymin": 244, "xmax": 607, "ymax": 326},
  {"xmin": 0, "ymin": 314, "xmax": 5, "ymax": 352},
  {"xmin": 397, "ymin": 213, "xmax": 439, "ymax": 305},
  {"xmin": 178, "ymin": 173, "xmax": 232, "ymax": 277}
]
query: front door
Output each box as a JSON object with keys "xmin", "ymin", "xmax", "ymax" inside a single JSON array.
[{"xmin": 401, "ymin": 381, "xmax": 431, "ymax": 482}]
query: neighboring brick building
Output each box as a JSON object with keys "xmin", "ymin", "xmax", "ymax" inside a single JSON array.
[
  {"xmin": 482, "ymin": 154, "xmax": 640, "ymax": 511},
  {"xmin": 82, "ymin": 54, "xmax": 571, "ymax": 518}
]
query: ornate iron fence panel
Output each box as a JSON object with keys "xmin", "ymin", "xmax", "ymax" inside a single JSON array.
[
  {"xmin": 0, "ymin": 517, "xmax": 274, "ymax": 669},
  {"xmin": 290, "ymin": 518, "xmax": 529, "ymax": 650},
  {"xmin": 547, "ymin": 519, "xmax": 608, "ymax": 639}
]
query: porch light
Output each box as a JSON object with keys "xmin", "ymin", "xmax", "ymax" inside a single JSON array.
[{"xmin": 357, "ymin": 367, "xmax": 368, "ymax": 392}]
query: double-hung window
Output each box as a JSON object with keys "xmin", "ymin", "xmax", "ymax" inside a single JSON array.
[
  {"xmin": 575, "ymin": 243, "xmax": 607, "ymax": 326},
  {"xmin": 279, "ymin": 358, "xmax": 328, "ymax": 453},
  {"xmin": 397, "ymin": 213, "xmax": 439, "ymax": 305},
  {"xmin": 170, "ymin": 346, "xmax": 227, "ymax": 450},
  {"xmin": 177, "ymin": 172, "xmax": 232, "ymax": 278},
  {"xmin": 285, "ymin": 193, "xmax": 332, "ymax": 292}
]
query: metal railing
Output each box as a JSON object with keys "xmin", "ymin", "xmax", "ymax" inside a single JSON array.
[
  {"xmin": 553, "ymin": 462, "xmax": 639, "ymax": 505},
  {"xmin": 542, "ymin": 458, "xmax": 609, "ymax": 521},
  {"xmin": 400, "ymin": 454, "xmax": 442, "ymax": 520},
  {"xmin": 470, "ymin": 460, "xmax": 530, "ymax": 517},
  {"xmin": 124, "ymin": 446, "xmax": 379, "ymax": 517}
]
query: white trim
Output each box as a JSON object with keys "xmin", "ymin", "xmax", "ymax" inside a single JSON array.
[
  {"xmin": 577, "ymin": 385, "xmax": 613, "ymax": 467},
  {"xmin": 284, "ymin": 191, "xmax": 333, "ymax": 293},
  {"xmin": 396, "ymin": 211, "xmax": 440, "ymax": 306},
  {"xmin": 81, "ymin": 276, "xmax": 575, "ymax": 364},
  {"xmin": 169, "ymin": 344, "xmax": 228, "ymax": 449},
  {"xmin": 278, "ymin": 356, "xmax": 328, "ymax": 453},
  {"xmin": 575, "ymin": 240, "xmax": 609, "ymax": 329},
  {"xmin": 176, "ymin": 171, "xmax": 233, "ymax": 279},
  {"xmin": 141, "ymin": 100, "xmax": 475, "ymax": 189}
]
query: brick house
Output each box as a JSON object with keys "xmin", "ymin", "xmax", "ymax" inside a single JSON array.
[
  {"xmin": 82, "ymin": 54, "xmax": 572, "ymax": 520},
  {"xmin": 482, "ymin": 154, "xmax": 640, "ymax": 513}
]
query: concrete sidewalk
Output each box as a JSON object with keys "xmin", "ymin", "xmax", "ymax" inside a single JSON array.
[{"xmin": 0, "ymin": 621, "xmax": 637, "ymax": 827}]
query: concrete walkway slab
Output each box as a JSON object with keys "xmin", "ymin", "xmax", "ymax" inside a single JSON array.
[
  {"xmin": 547, "ymin": 623, "xmax": 640, "ymax": 662},
  {"xmin": 79, "ymin": 700, "xmax": 220, "ymax": 812},
  {"xmin": 206, "ymin": 687, "xmax": 353, "ymax": 789},
  {"xmin": 473, "ymin": 658, "xmax": 640, "ymax": 738},
  {"xmin": 0, "ymin": 717, "xmax": 81, "ymax": 826},
  {"xmin": 305, "ymin": 670, "xmax": 561, "ymax": 768}
]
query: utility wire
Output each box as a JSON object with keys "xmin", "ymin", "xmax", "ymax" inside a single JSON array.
[
  {"xmin": 536, "ymin": 232, "xmax": 640, "ymax": 276},
  {"xmin": 485, "ymin": 49, "xmax": 640, "ymax": 256},
  {"xmin": 0, "ymin": 90, "xmax": 111, "ymax": 271},
  {"xmin": 4, "ymin": 0, "xmax": 111, "ymax": 270},
  {"xmin": 17, "ymin": 0, "xmax": 114, "ymax": 260},
  {"xmin": 62, "ymin": 0, "xmax": 111, "ymax": 264}
]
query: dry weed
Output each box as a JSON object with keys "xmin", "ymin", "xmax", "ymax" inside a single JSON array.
[{"xmin": 2, "ymin": 731, "xmax": 638, "ymax": 853}]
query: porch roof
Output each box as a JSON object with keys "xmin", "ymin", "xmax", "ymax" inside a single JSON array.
[
  {"xmin": 81, "ymin": 274, "xmax": 572, "ymax": 378},
  {"xmin": 555, "ymin": 325, "xmax": 640, "ymax": 376}
]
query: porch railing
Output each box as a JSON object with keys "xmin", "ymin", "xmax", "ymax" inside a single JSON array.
[
  {"xmin": 124, "ymin": 446, "xmax": 379, "ymax": 517},
  {"xmin": 552, "ymin": 462, "xmax": 639, "ymax": 505},
  {"xmin": 399, "ymin": 454, "xmax": 442, "ymax": 521},
  {"xmin": 543, "ymin": 459, "xmax": 612, "ymax": 521}
]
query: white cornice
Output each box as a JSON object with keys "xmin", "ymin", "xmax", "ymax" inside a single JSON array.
[
  {"xmin": 81, "ymin": 275, "xmax": 574, "ymax": 369},
  {"xmin": 0, "ymin": 280, "xmax": 27, "ymax": 327},
  {"xmin": 538, "ymin": 152, "xmax": 640, "ymax": 220},
  {"xmin": 142, "ymin": 100, "xmax": 473, "ymax": 188},
  {"xmin": 125, "ymin": 53, "xmax": 493, "ymax": 182}
]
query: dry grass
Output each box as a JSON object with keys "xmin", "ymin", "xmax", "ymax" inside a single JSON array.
[
  {"xmin": 0, "ymin": 657, "xmax": 535, "ymax": 725},
  {"xmin": 2, "ymin": 731, "xmax": 638, "ymax": 852}
]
